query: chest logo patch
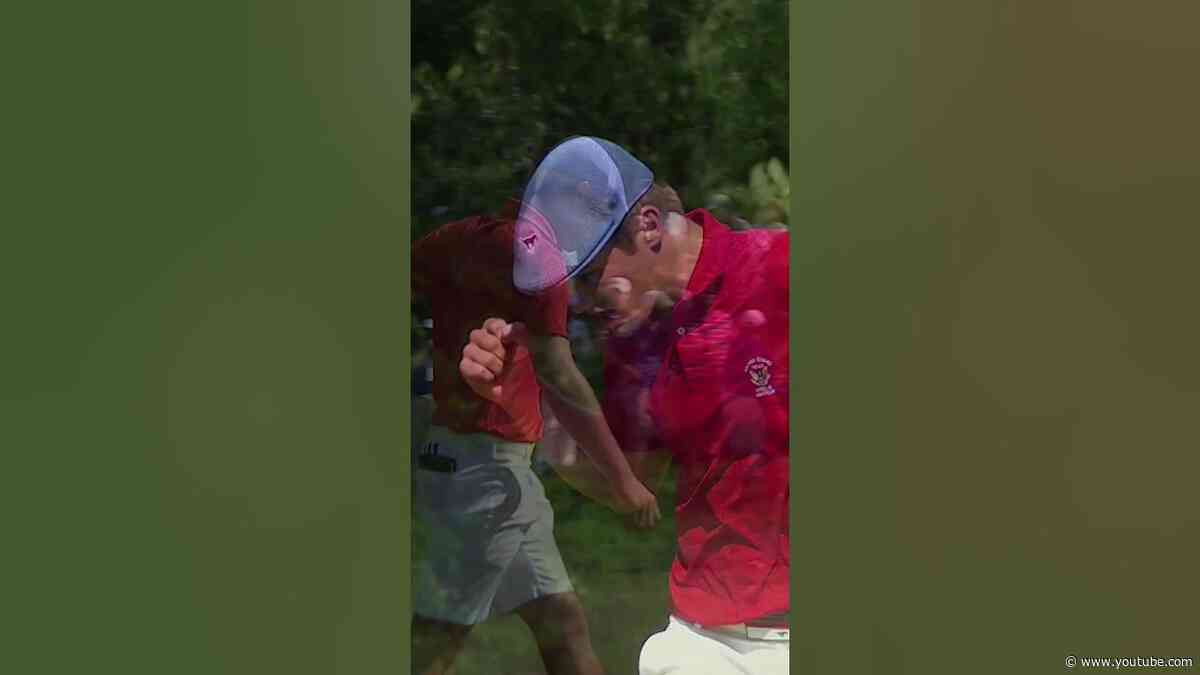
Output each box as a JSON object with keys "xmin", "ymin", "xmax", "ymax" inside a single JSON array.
[
  {"xmin": 745, "ymin": 357, "xmax": 776, "ymax": 398},
  {"xmin": 520, "ymin": 233, "xmax": 538, "ymax": 251}
]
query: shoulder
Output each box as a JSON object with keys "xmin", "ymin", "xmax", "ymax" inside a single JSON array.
[
  {"xmin": 726, "ymin": 229, "xmax": 788, "ymax": 282},
  {"xmin": 739, "ymin": 227, "xmax": 788, "ymax": 253},
  {"xmin": 428, "ymin": 213, "xmax": 512, "ymax": 240}
]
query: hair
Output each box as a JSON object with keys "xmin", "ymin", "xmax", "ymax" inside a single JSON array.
[
  {"xmin": 616, "ymin": 182, "xmax": 683, "ymax": 242},
  {"xmin": 627, "ymin": 182, "xmax": 683, "ymax": 222},
  {"xmin": 641, "ymin": 182, "xmax": 684, "ymax": 214}
]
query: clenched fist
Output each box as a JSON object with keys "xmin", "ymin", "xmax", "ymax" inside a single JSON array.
[{"xmin": 458, "ymin": 318, "xmax": 529, "ymax": 403}]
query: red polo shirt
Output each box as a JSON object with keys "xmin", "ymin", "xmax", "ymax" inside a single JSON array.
[
  {"xmin": 604, "ymin": 210, "xmax": 789, "ymax": 627},
  {"xmin": 412, "ymin": 202, "xmax": 569, "ymax": 443}
]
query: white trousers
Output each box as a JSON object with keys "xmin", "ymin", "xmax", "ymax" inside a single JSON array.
[{"xmin": 639, "ymin": 615, "xmax": 789, "ymax": 675}]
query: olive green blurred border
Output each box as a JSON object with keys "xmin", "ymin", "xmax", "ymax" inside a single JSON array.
[
  {"xmin": 5, "ymin": 1, "xmax": 412, "ymax": 673},
  {"xmin": 401, "ymin": 0, "xmax": 414, "ymax": 670},
  {"xmin": 789, "ymin": 2, "xmax": 803, "ymax": 673},
  {"xmin": 791, "ymin": 2, "xmax": 1200, "ymax": 674}
]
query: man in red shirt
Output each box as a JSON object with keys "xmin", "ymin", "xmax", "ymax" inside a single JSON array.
[
  {"xmin": 411, "ymin": 196, "xmax": 661, "ymax": 675},
  {"xmin": 459, "ymin": 136, "xmax": 789, "ymax": 674}
]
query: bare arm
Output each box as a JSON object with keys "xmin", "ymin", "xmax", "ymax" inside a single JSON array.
[
  {"xmin": 550, "ymin": 449, "xmax": 671, "ymax": 511},
  {"xmin": 527, "ymin": 333, "xmax": 641, "ymax": 489},
  {"xmin": 537, "ymin": 396, "xmax": 672, "ymax": 509},
  {"xmin": 459, "ymin": 319, "xmax": 661, "ymax": 527}
]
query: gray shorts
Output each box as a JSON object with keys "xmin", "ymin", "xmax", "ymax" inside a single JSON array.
[{"xmin": 412, "ymin": 426, "xmax": 573, "ymax": 625}]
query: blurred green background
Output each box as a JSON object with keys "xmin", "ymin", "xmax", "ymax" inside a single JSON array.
[
  {"xmin": 410, "ymin": 0, "xmax": 789, "ymax": 236},
  {"xmin": 792, "ymin": 1, "xmax": 1200, "ymax": 673},
  {"xmin": 5, "ymin": 1, "xmax": 410, "ymax": 673}
]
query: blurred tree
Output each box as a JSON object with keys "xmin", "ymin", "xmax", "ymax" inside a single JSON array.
[{"xmin": 411, "ymin": 0, "xmax": 788, "ymax": 237}]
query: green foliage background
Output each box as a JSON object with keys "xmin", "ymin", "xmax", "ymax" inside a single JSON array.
[{"xmin": 411, "ymin": 0, "xmax": 788, "ymax": 238}]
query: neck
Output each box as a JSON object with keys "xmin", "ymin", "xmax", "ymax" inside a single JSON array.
[{"xmin": 661, "ymin": 212, "xmax": 705, "ymax": 301}]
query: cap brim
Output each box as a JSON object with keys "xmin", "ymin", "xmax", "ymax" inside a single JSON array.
[{"xmin": 511, "ymin": 135, "xmax": 654, "ymax": 294}]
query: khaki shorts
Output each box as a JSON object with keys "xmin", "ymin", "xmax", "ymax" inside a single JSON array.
[{"xmin": 412, "ymin": 426, "xmax": 573, "ymax": 625}]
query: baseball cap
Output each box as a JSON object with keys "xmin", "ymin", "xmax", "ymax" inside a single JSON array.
[{"xmin": 513, "ymin": 136, "xmax": 654, "ymax": 294}]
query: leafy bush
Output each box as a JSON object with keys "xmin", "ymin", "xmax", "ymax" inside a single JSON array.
[
  {"xmin": 706, "ymin": 157, "xmax": 791, "ymax": 229},
  {"xmin": 411, "ymin": 0, "xmax": 788, "ymax": 238}
]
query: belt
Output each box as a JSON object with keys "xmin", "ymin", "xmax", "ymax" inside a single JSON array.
[{"xmin": 676, "ymin": 617, "xmax": 790, "ymax": 642}]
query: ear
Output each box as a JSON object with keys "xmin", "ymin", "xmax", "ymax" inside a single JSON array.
[{"xmin": 634, "ymin": 204, "xmax": 664, "ymax": 253}]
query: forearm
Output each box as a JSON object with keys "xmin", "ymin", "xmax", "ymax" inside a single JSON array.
[
  {"xmin": 551, "ymin": 459, "xmax": 620, "ymax": 509},
  {"xmin": 540, "ymin": 375, "xmax": 637, "ymax": 485},
  {"xmin": 533, "ymin": 350, "xmax": 638, "ymax": 487},
  {"xmin": 553, "ymin": 449, "xmax": 669, "ymax": 503},
  {"xmin": 541, "ymin": 396, "xmax": 633, "ymax": 507}
]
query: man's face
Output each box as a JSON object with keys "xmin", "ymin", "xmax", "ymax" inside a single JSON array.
[{"xmin": 571, "ymin": 227, "xmax": 668, "ymax": 337}]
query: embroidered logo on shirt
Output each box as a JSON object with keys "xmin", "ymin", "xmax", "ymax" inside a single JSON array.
[
  {"xmin": 745, "ymin": 357, "xmax": 776, "ymax": 398},
  {"xmin": 521, "ymin": 233, "xmax": 538, "ymax": 251}
]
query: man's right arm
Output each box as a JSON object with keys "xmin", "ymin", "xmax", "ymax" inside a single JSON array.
[
  {"xmin": 536, "ymin": 358, "xmax": 672, "ymax": 514},
  {"xmin": 549, "ymin": 451, "xmax": 670, "ymax": 510},
  {"xmin": 459, "ymin": 319, "xmax": 661, "ymax": 527},
  {"xmin": 526, "ymin": 333, "xmax": 660, "ymax": 520},
  {"xmin": 546, "ymin": 440, "xmax": 671, "ymax": 511}
]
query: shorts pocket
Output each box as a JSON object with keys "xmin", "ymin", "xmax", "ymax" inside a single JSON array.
[{"xmin": 444, "ymin": 464, "xmax": 523, "ymax": 535}]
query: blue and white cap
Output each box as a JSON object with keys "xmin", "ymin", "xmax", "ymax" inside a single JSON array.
[{"xmin": 513, "ymin": 136, "xmax": 654, "ymax": 294}]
